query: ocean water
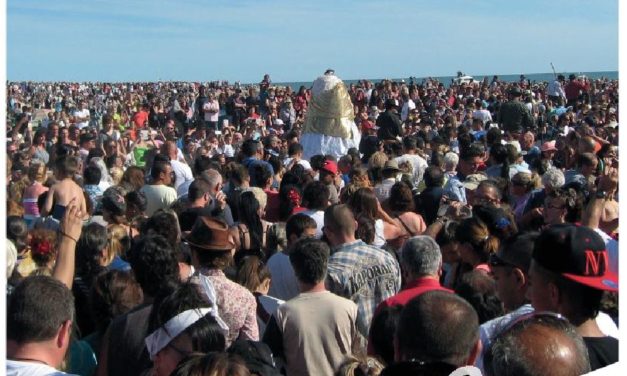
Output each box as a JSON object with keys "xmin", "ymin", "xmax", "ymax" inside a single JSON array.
[{"xmin": 276, "ymin": 71, "xmax": 618, "ymax": 91}]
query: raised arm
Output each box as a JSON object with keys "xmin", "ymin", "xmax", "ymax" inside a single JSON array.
[
  {"xmin": 582, "ymin": 167, "xmax": 617, "ymax": 229},
  {"xmin": 53, "ymin": 198, "xmax": 84, "ymax": 289}
]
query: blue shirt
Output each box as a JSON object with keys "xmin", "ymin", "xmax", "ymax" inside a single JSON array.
[{"xmin": 443, "ymin": 174, "xmax": 467, "ymax": 204}]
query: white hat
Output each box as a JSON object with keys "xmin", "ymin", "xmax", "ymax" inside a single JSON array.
[{"xmin": 506, "ymin": 140, "xmax": 522, "ymax": 153}]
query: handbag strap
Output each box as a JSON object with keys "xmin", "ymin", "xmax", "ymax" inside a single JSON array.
[{"xmin": 396, "ymin": 214, "xmax": 415, "ymax": 236}]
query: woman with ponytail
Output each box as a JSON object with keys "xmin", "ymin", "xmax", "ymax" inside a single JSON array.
[
  {"xmin": 455, "ymin": 217, "xmax": 500, "ymax": 274},
  {"xmin": 235, "ymin": 255, "xmax": 283, "ymax": 337}
]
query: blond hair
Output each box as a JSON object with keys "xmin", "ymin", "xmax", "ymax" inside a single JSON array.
[
  {"xmin": 27, "ymin": 161, "xmax": 47, "ymax": 183},
  {"xmin": 336, "ymin": 356, "xmax": 384, "ymax": 376},
  {"xmin": 107, "ymin": 224, "xmax": 130, "ymax": 262}
]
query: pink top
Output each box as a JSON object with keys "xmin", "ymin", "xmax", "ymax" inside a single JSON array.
[
  {"xmin": 22, "ymin": 182, "xmax": 49, "ymax": 217},
  {"xmin": 475, "ymin": 263, "xmax": 491, "ymax": 273}
]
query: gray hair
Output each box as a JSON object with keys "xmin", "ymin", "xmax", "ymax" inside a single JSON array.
[
  {"xmin": 486, "ymin": 314, "xmax": 590, "ymax": 376},
  {"xmin": 444, "ymin": 152, "xmax": 459, "ymax": 170},
  {"xmin": 400, "ymin": 236, "xmax": 442, "ymax": 277},
  {"xmin": 200, "ymin": 169, "xmax": 222, "ymax": 191},
  {"xmin": 541, "ymin": 167, "xmax": 565, "ymax": 190}
]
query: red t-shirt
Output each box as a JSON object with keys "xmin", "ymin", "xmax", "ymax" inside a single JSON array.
[
  {"xmin": 133, "ymin": 110, "xmax": 149, "ymax": 128},
  {"xmin": 263, "ymin": 189, "xmax": 280, "ymax": 223},
  {"xmin": 367, "ymin": 277, "xmax": 452, "ymax": 355},
  {"xmin": 564, "ymin": 81, "xmax": 590, "ymax": 101}
]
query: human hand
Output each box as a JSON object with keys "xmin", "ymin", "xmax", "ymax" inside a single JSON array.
[
  {"xmin": 597, "ymin": 167, "xmax": 618, "ymax": 195},
  {"xmin": 530, "ymin": 207, "xmax": 544, "ymax": 219},
  {"xmin": 214, "ymin": 191, "xmax": 227, "ymax": 210}
]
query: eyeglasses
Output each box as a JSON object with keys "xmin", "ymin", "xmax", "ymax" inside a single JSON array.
[{"xmin": 474, "ymin": 196, "xmax": 499, "ymax": 206}]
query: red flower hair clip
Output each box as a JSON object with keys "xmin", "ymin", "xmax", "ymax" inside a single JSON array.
[
  {"xmin": 32, "ymin": 240, "xmax": 53, "ymax": 256},
  {"xmin": 287, "ymin": 189, "xmax": 301, "ymax": 207}
]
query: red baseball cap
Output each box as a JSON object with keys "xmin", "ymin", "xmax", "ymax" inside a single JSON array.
[
  {"xmin": 532, "ymin": 224, "xmax": 617, "ymax": 291},
  {"xmin": 320, "ymin": 160, "xmax": 338, "ymax": 175}
]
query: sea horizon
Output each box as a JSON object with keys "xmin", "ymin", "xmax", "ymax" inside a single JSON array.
[
  {"xmin": 7, "ymin": 70, "xmax": 617, "ymax": 90},
  {"xmin": 276, "ymin": 70, "xmax": 618, "ymax": 91}
]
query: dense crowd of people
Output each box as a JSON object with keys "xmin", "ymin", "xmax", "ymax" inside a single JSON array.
[{"xmin": 5, "ymin": 71, "xmax": 619, "ymax": 376}]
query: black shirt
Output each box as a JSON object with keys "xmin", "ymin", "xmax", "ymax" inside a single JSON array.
[
  {"xmin": 376, "ymin": 110, "xmax": 403, "ymax": 140},
  {"xmin": 584, "ymin": 336, "xmax": 618, "ymax": 371},
  {"xmin": 105, "ymin": 303, "xmax": 152, "ymax": 376}
]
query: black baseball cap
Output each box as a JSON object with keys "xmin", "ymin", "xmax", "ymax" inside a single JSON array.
[{"xmin": 532, "ymin": 224, "xmax": 617, "ymax": 291}]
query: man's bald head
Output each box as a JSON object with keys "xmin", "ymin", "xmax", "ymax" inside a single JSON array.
[{"xmin": 485, "ymin": 314, "xmax": 590, "ymax": 376}]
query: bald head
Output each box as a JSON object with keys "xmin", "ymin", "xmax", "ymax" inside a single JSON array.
[{"xmin": 485, "ymin": 315, "xmax": 590, "ymax": 376}]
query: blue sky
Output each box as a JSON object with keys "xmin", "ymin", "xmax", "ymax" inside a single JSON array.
[{"xmin": 7, "ymin": 0, "xmax": 618, "ymax": 83}]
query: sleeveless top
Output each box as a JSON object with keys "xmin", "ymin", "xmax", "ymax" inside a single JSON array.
[{"xmin": 236, "ymin": 221, "xmax": 271, "ymax": 253}]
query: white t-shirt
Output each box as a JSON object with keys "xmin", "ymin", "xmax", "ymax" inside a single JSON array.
[
  {"xmin": 139, "ymin": 184, "xmax": 178, "ymax": 216},
  {"xmin": 401, "ymin": 99, "xmax": 415, "ymax": 122},
  {"xmin": 374, "ymin": 178, "xmax": 396, "ymax": 203},
  {"xmin": 395, "ymin": 154, "xmax": 428, "ymax": 186},
  {"xmin": 6, "ymin": 360, "xmax": 77, "ymax": 376},
  {"xmin": 472, "ymin": 109, "xmax": 492, "ymax": 124},
  {"xmin": 73, "ymin": 108, "xmax": 90, "ymax": 129},
  {"xmin": 301, "ymin": 209, "xmax": 325, "ymax": 239},
  {"xmin": 218, "ymin": 144, "xmax": 235, "ymax": 158},
  {"xmin": 373, "ymin": 219, "xmax": 386, "ymax": 247},
  {"xmin": 170, "ymin": 160, "xmax": 194, "ymax": 191},
  {"xmin": 283, "ymin": 157, "xmax": 312, "ymax": 171}
]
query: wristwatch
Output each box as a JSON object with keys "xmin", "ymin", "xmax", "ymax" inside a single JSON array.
[{"xmin": 595, "ymin": 190, "xmax": 608, "ymax": 200}]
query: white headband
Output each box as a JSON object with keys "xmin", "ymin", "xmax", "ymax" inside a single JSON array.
[{"xmin": 144, "ymin": 276, "xmax": 229, "ymax": 360}]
